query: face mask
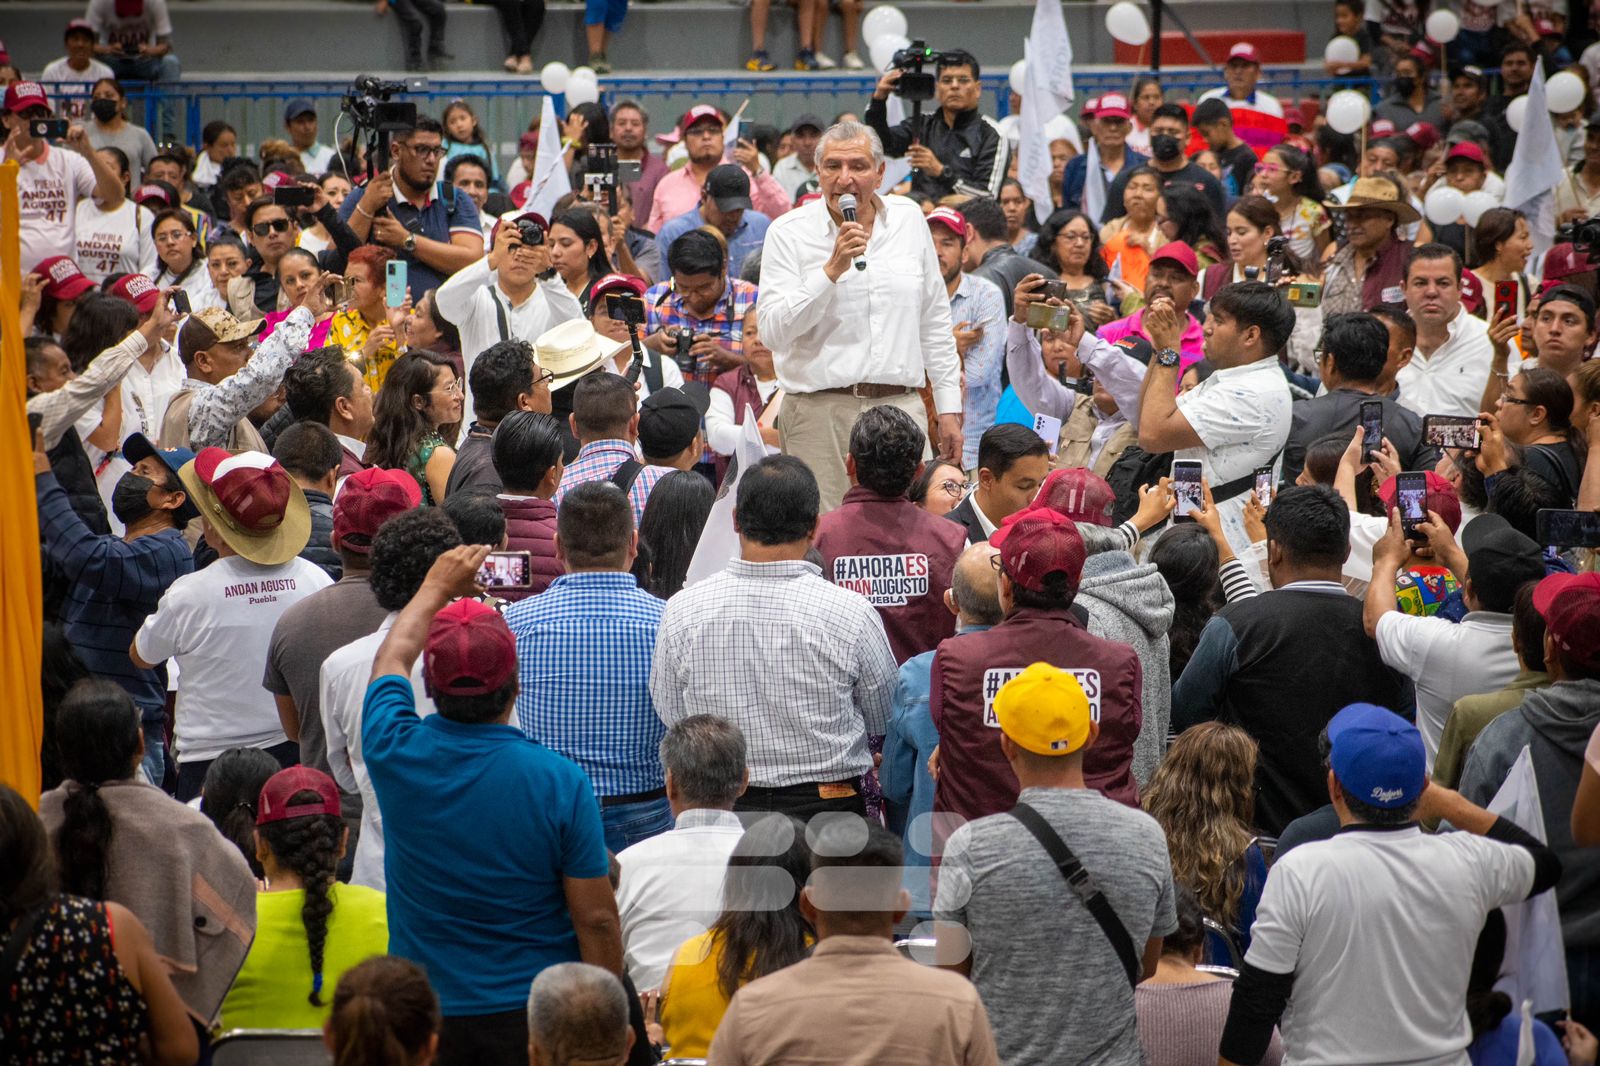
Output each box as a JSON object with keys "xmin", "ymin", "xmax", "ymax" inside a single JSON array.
[
  {"xmin": 1394, "ymin": 77, "xmax": 1417, "ymax": 97},
  {"xmin": 90, "ymin": 98, "xmax": 121, "ymax": 122},
  {"xmin": 111, "ymin": 473, "xmax": 156, "ymax": 525},
  {"xmin": 1150, "ymin": 134, "xmax": 1182, "ymax": 162}
]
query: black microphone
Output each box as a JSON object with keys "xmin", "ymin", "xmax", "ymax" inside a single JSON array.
[{"xmin": 839, "ymin": 193, "xmax": 866, "ymax": 272}]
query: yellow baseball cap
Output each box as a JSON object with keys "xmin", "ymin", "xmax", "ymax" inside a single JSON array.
[{"xmin": 994, "ymin": 663, "xmax": 1094, "ymax": 757}]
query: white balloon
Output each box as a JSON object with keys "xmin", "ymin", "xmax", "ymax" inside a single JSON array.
[
  {"xmin": 1424, "ymin": 185, "xmax": 1465, "ymax": 225},
  {"xmin": 1324, "ymin": 36, "xmax": 1361, "ymax": 65},
  {"xmin": 1461, "ymin": 189, "xmax": 1501, "ymax": 226},
  {"xmin": 1105, "ymin": 1, "xmax": 1151, "ymax": 46},
  {"xmin": 861, "ymin": 5, "xmax": 908, "ymax": 48},
  {"xmin": 570, "ymin": 65, "xmax": 597, "ymax": 84},
  {"xmin": 1324, "ymin": 90, "xmax": 1371, "ymax": 135},
  {"xmin": 1546, "ymin": 71, "xmax": 1586, "ymax": 114},
  {"xmin": 539, "ymin": 61, "xmax": 570, "ymax": 95},
  {"xmin": 869, "ymin": 33, "xmax": 910, "ymax": 72},
  {"xmin": 1009, "ymin": 59, "xmax": 1028, "ymax": 97},
  {"xmin": 1424, "ymin": 9, "xmax": 1460, "ymax": 43},
  {"xmin": 566, "ymin": 79, "xmax": 600, "ymax": 107},
  {"xmin": 1506, "ymin": 94, "xmax": 1528, "ymax": 132}
]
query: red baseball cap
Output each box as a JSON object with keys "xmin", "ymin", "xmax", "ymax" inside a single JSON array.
[
  {"xmin": 181, "ymin": 448, "xmax": 311, "ymax": 565},
  {"xmin": 256, "ymin": 766, "xmax": 341, "ymax": 825},
  {"xmin": 135, "ymin": 181, "xmax": 175, "ymax": 207},
  {"xmin": 1370, "ymin": 118, "xmax": 1397, "ymax": 139},
  {"xmin": 64, "ymin": 18, "xmax": 97, "ymax": 38},
  {"xmin": 4, "ymin": 81, "xmax": 50, "ymax": 114},
  {"xmin": 1095, "ymin": 92, "xmax": 1132, "ymax": 120},
  {"xmin": 1227, "ymin": 42, "xmax": 1261, "ymax": 64},
  {"xmin": 1544, "ymin": 243, "xmax": 1597, "ymax": 285},
  {"xmin": 110, "ymin": 273, "xmax": 160, "ymax": 314},
  {"xmin": 1150, "ymin": 241, "xmax": 1200, "ymax": 277},
  {"xmin": 1035, "ymin": 468, "xmax": 1117, "ymax": 527},
  {"xmin": 333, "ymin": 467, "xmax": 421, "ymax": 553},
  {"xmin": 509, "ymin": 180, "xmax": 532, "ymax": 208},
  {"xmin": 1377, "ymin": 471, "xmax": 1462, "ymax": 532},
  {"xmin": 1445, "ymin": 141, "xmax": 1485, "ymax": 166},
  {"xmin": 926, "ymin": 206, "xmax": 967, "ymax": 240},
  {"xmin": 261, "ymin": 170, "xmax": 296, "ymax": 191},
  {"xmin": 1406, "ymin": 122, "xmax": 1441, "ymax": 152},
  {"xmin": 1533, "ymin": 572, "xmax": 1600, "ymax": 670},
  {"xmin": 1410, "ymin": 40, "xmax": 1437, "ymax": 62},
  {"xmin": 588, "ymin": 272, "xmax": 647, "ymax": 304},
  {"xmin": 1081, "ymin": 96, "xmax": 1101, "ymax": 119},
  {"xmin": 518, "ymin": 131, "xmax": 539, "ymax": 154},
  {"xmin": 680, "ymin": 105, "xmax": 725, "ymax": 132},
  {"xmin": 424, "ymin": 598, "xmax": 518, "ymax": 697},
  {"xmin": 990, "ymin": 507, "xmax": 1088, "ymax": 597},
  {"xmin": 31, "ymin": 256, "xmax": 95, "ymax": 301},
  {"xmin": 1534, "ymin": 16, "xmax": 1561, "ymax": 36}
]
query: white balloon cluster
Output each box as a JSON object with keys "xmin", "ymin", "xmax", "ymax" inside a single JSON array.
[
  {"xmin": 1424, "ymin": 184, "xmax": 1501, "ymax": 226},
  {"xmin": 862, "ymin": 5, "xmax": 910, "ymax": 68}
]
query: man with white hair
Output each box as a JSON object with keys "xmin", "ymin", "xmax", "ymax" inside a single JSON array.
[
  {"xmin": 758, "ymin": 120, "xmax": 963, "ymax": 511},
  {"xmin": 526, "ymin": 963, "xmax": 634, "ymax": 1066}
]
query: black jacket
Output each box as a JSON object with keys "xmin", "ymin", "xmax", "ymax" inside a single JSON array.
[
  {"xmin": 299, "ymin": 488, "xmax": 342, "ymax": 580},
  {"xmin": 1281, "ymin": 387, "xmax": 1437, "ymax": 485},
  {"xmin": 865, "ymin": 99, "xmax": 1008, "ymax": 201},
  {"xmin": 944, "ymin": 496, "xmax": 988, "ymax": 544}
]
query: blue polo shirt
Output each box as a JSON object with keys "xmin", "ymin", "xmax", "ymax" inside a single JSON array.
[
  {"xmin": 338, "ymin": 181, "xmax": 482, "ymax": 296},
  {"xmin": 360, "ymin": 673, "xmax": 609, "ymax": 1015},
  {"xmin": 655, "ymin": 206, "xmax": 770, "ymax": 278}
]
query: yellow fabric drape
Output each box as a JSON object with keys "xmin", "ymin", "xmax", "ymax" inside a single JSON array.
[{"xmin": 0, "ymin": 160, "xmax": 44, "ymax": 804}]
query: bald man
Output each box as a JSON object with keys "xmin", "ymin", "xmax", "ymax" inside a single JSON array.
[{"xmin": 881, "ymin": 541, "xmax": 1003, "ymax": 915}]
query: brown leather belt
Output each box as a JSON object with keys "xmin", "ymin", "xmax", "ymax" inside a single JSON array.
[{"xmin": 816, "ymin": 383, "xmax": 914, "ymax": 399}]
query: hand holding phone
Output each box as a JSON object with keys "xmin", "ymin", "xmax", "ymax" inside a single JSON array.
[
  {"xmin": 1253, "ymin": 467, "xmax": 1274, "ymax": 509},
  {"xmin": 1171, "ymin": 460, "xmax": 1204, "ymax": 520},
  {"xmin": 477, "ymin": 550, "xmax": 532, "ymax": 590},
  {"xmin": 1360, "ymin": 400, "xmax": 1384, "ymax": 463},
  {"xmin": 1395, "ymin": 471, "xmax": 1428, "ymax": 540}
]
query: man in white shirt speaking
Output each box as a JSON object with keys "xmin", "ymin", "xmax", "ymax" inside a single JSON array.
[{"xmin": 758, "ymin": 120, "xmax": 962, "ymax": 511}]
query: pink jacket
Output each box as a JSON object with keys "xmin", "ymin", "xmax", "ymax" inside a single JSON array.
[
  {"xmin": 646, "ymin": 161, "xmax": 790, "ymax": 233},
  {"xmin": 1096, "ymin": 308, "xmax": 1205, "ymax": 375}
]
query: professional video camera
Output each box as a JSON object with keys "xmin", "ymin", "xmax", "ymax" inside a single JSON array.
[
  {"xmin": 890, "ymin": 39, "xmax": 960, "ymax": 103},
  {"xmin": 581, "ymin": 143, "xmax": 644, "ymax": 214},
  {"xmin": 340, "ymin": 74, "xmax": 426, "ymax": 174}
]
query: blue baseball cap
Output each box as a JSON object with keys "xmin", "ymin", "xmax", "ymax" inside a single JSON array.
[
  {"xmin": 1328, "ymin": 703, "xmax": 1426, "ymax": 810},
  {"xmin": 122, "ymin": 432, "xmax": 200, "ymax": 525},
  {"xmin": 283, "ymin": 97, "xmax": 317, "ymax": 123}
]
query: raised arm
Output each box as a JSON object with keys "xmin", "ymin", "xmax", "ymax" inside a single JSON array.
[{"xmin": 369, "ymin": 544, "xmax": 490, "ymax": 684}]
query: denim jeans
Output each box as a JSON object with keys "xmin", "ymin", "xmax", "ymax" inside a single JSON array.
[
  {"xmin": 600, "ymin": 795, "xmax": 674, "ymax": 854},
  {"xmin": 140, "ymin": 718, "xmax": 169, "ymax": 791}
]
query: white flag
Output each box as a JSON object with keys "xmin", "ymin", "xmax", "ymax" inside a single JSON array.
[
  {"xmin": 685, "ymin": 412, "xmax": 768, "ymax": 586},
  {"xmin": 1018, "ymin": 0, "xmax": 1076, "ymax": 223},
  {"xmin": 1487, "ymin": 746, "xmax": 1570, "ymax": 1017},
  {"xmin": 1504, "ymin": 59, "xmax": 1568, "ymax": 263},
  {"xmin": 525, "ymin": 95, "xmax": 572, "ymax": 221},
  {"xmin": 1083, "ymin": 135, "xmax": 1106, "ymax": 227},
  {"xmin": 879, "ymin": 93, "xmax": 913, "ymax": 193}
]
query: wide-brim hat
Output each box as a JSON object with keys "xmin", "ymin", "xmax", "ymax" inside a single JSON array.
[
  {"xmin": 179, "ymin": 449, "xmax": 311, "ymax": 565},
  {"xmin": 1325, "ymin": 177, "xmax": 1421, "ymax": 224},
  {"xmin": 537, "ymin": 318, "xmax": 628, "ymax": 391}
]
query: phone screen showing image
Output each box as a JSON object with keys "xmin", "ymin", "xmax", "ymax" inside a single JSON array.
[
  {"xmin": 1537, "ymin": 508, "xmax": 1600, "ymax": 549},
  {"xmin": 477, "ymin": 551, "xmax": 531, "ymax": 590},
  {"xmin": 1172, "ymin": 461, "xmax": 1203, "ymax": 519},
  {"xmin": 1397, "ymin": 473, "xmax": 1427, "ymax": 537},
  {"xmin": 1361, "ymin": 401, "xmax": 1383, "ymax": 462},
  {"xmin": 1254, "ymin": 468, "xmax": 1273, "ymax": 509},
  {"xmin": 1423, "ymin": 415, "xmax": 1481, "ymax": 450}
]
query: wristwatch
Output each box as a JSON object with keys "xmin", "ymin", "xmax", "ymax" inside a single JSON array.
[
  {"xmin": 402, "ymin": 232, "xmax": 417, "ymax": 254},
  {"xmin": 1155, "ymin": 347, "xmax": 1181, "ymax": 368}
]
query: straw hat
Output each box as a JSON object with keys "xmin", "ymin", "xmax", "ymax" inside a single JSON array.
[
  {"xmin": 1326, "ymin": 177, "xmax": 1421, "ymax": 225},
  {"xmin": 536, "ymin": 319, "xmax": 628, "ymax": 390}
]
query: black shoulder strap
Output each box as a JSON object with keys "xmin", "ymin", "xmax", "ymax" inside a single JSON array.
[
  {"xmin": 610, "ymin": 459, "xmax": 644, "ymax": 495},
  {"xmin": 642, "ymin": 350, "xmax": 663, "ymax": 395},
  {"xmin": 1010, "ymin": 802, "xmax": 1141, "ymax": 988},
  {"xmin": 2, "ymin": 903, "xmax": 50, "ymax": 992},
  {"xmin": 490, "ymin": 288, "xmax": 511, "ymax": 343}
]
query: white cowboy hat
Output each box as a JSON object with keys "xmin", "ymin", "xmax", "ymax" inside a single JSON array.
[{"xmin": 535, "ymin": 318, "xmax": 629, "ymax": 391}]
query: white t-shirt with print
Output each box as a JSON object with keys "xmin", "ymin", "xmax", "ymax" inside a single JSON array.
[
  {"xmin": 12, "ymin": 144, "xmax": 98, "ymax": 272},
  {"xmin": 136, "ymin": 554, "xmax": 333, "ymax": 763},
  {"xmin": 39, "ymin": 59, "xmax": 114, "ymax": 121},
  {"xmin": 76, "ymin": 199, "xmax": 157, "ymax": 283},
  {"xmin": 85, "ymin": 0, "xmax": 174, "ymax": 51}
]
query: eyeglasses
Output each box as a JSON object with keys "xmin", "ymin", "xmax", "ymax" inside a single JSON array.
[
  {"xmin": 155, "ymin": 230, "xmax": 191, "ymax": 244},
  {"xmin": 251, "ymin": 219, "xmax": 292, "ymax": 236},
  {"xmin": 403, "ymin": 143, "xmax": 448, "ymax": 159},
  {"xmin": 1253, "ymin": 162, "xmax": 1284, "ymax": 175},
  {"xmin": 990, "ymin": 555, "xmax": 1007, "ymax": 575},
  {"xmin": 938, "ymin": 478, "xmax": 968, "ymax": 497},
  {"xmin": 1498, "ymin": 395, "xmax": 1534, "ymax": 406},
  {"xmin": 533, "ymin": 367, "xmax": 556, "ymax": 387},
  {"xmin": 436, "ymin": 378, "xmax": 464, "ymax": 395}
]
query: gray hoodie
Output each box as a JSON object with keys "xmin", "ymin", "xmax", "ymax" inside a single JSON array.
[
  {"xmin": 1074, "ymin": 548, "xmax": 1176, "ymax": 789},
  {"xmin": 1459, "ymin": 677, "xmax": 1600, "ymax": 948}
]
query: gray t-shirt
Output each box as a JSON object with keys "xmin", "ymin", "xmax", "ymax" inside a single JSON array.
[
  {"xmin": 935, "ymin": 786, "xmax": 1177, "ymax": 1066},
  {"xmin": 87, "ymin": 122, "xmax": 159, "ymax": 185}
]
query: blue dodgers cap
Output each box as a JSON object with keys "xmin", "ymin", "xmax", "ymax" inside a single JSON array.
[
  {"xmin": 121, "ymin": 432, "xmax": 200, "ymax": 525},
  {"xmin": 1328, "ymin": 703, "xmax": 1426, "ymax": 810}
]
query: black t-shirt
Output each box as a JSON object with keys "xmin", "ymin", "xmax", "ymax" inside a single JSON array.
[
  {"xmin": 1103, "ymin": 161, "xmax": 1227, "ymax": 225},
  {"xmin": 1524, "ymin": 441, "xmax": 1581, "ymax": 504}
]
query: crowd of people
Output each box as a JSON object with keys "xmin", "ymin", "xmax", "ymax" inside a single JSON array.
[{"xmin": 8, "ymin": 6, "xmax": 1600, "ymax": 1065}]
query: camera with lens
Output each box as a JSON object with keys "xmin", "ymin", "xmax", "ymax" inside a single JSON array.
[
  {"xmin": 581, "ymin": 143, "xmax": 644, "ymax": 211},
  {"xmin": 341, "ymin": 74, "xmax": 426, "ymax": 172},
  {"xmin": 673, "ymin": 328, "xmax": 699, "ymax": 376},
  {"xmin": 890, "ymin": 39, "xmax": 959, "ymax": 103},
  {"xmin": 1558, "ymin": 215, "xmax": 1600, "ymax": 253},
  {"xmin": 515, "ymin": 217, "xmax": 545, "ymax": 247}
]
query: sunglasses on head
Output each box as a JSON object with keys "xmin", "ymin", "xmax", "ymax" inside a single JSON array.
[{"xmin": 251, "ymin": 218, "xmax": 292, "ymax": 236}]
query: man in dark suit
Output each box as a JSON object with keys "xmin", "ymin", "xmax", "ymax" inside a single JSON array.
[
  {"xmin": 945, "ymin": 424, "xmax": 1051, "ymax": 544},
  {"xmin": 1281, "ymin": 310, "xmax": 1435, "ymax": 485}
]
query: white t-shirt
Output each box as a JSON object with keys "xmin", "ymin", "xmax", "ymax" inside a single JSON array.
[
  {"xmin": 86, "ymin": 0, "xmax": 174, "ymax": 51},
  {"xmin": 76, "ymin": 199, "xmax": 157, "ymax": 283},
  {"xmin": 298, "ymin": 144, "xmax": 336, "ymax": 176},
  {"xmin": 12, "ymin": 143, "xmax": 98, "ymax": 272},
  {"xmin": 320, "ymin": 615, "xmax": 434, "ymax": 892},
  {"xmin": 40, "ymin": 58, "xmax": 114, "ymax": 121},
  {"xmin": 135, "ymin": 554, "xmax": 333, "ymax": 763},
  {"xmin": 1375, "ymin": 610, "xmax": 1520, "ymax": 765},
  {"xmin": 1247, "ymin": 826, "xmax": 1533, "ymax": 1065}
]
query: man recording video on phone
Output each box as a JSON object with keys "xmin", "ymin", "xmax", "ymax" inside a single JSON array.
[
  {"xmin": 759, "ymin": 120, "xmax": 962, "ymax": 511},
  {"xmin": 339, "ymin": 114, "xmax": 484, "ymax": 298},
  {"xmin": 866, "ymin": 48, "xmax": 1007, "ymax": 201}
]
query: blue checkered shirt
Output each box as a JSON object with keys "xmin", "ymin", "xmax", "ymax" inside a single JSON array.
[
  {"xmin": 504, "ymin": 571, "xmax": 668, "ymax": 798},
  {"xmin": 554, "ymin": 439, "xmax": 670, "ymax": 527}
]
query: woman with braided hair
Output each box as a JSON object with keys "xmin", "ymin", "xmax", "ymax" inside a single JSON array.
[{"xmin": 220, "ymin": 766, "xmax": 388, "ymax": 1030}]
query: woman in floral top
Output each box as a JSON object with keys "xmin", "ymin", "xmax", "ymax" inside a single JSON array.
[{"xmin": 365, "ymin": 349, "xmax": 463, "ymax": 506}]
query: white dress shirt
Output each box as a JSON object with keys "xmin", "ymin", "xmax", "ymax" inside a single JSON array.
[
  {"xmin": 320, "ymin": 614, "xmax": 435, "ymax": 891},
  {"xmin": 757, "ymin": 195, "xmax": 962, "ymax": 414},
  {"xmin": 706, "ymin": 376, "xmax": 781, "ymax": 456},
  {"xmin": 433, "ymin": 255, "xmax": 584, "ymax": 418},
  {"xmin": 615, "ymin": 807, "xmax": 746, "ymax": 990},
  {"xmin": 1394, "ymin": 307, "xmax": 1496, "ymax": 419}
]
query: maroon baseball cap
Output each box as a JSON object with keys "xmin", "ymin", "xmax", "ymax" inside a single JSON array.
[
  {"xmin": 1370, "ymin": 118, "xmax": 1397, "ymax": 139},
  {"xmin": 1534, "ymin": 16, "xmax": 1561, "ymax": 36},
  {"xmin": 1081, "ymin": 97, "xmax": 1101, "ymax": 119},
  {"xmin": 4, "ymin": 81, "xmax": 49, "ymax": 114},
  {"xmin": 1227, "ymin": 42, "xmax": 1261, "ymax": 64},
  {"xmin": 256, "ymin": 766, "xmax": 341, "ymax": 825},
  {"xmin": 1035, "ymin": 468, "xmax": 1117, "ymax": 527},
  {"xmin": 588, "ymin": 272, "xmax": 647, "ymax": 305},
  {"xmin": 424, "ymin": 598, "xmax": 518, "ymax": 697},
  {"xmin": 1543, "ymin": 243, "xmax": 1596, "ymax": 284},
  {"xmin": 990, "ymin": 507, "xmax": 1088, "ymax": 597},
  {"xmin": 135, "ymin": 181, "xmax": 175, "ymax": 207},
  {"xmin": 1096, "ymin": 92, "xmax": 1132, "ymax": 120},
  {"xmin": 1533, "ymin": 572, "xmax": 1600, "ymax": 670},
  {"xmin": 518, "ymin": 131, "xmax": 540, "ymax": 154},
  {"xmin": 181, "ymin": 448, "xmax": 311, "ymax": 565},
  {"xmin": 32, "ymin": 256, "xmax": 95, "ymax": 301},
  {"xmin": 1406, "ymin": 122, "xmax": 1441, "ymax": 152},
  {"xmin": 110, "ymin": 273, "xmax": 160, "ymax": 314},
  {"xmin": 261, "ymin": 170, "xmax": 296, "ymax": 192},
  {"xmin": 64, "ymin": 18, "xmax": 97, "ymax": 38},
  {"xmin": 333, "ymin": 467, "xmax": 421, "ymax": 553},
  {"xmin": 1150, "ymin": 241, "xmax": 1200, "ymax": 277},
  {"xmin": 1445, "ymin": 141, "xmax": 1486, "ymax": 166},
  {"xmin": 680, "ymin": 105, "xmax": 725, "ymax": 132},
  {"xmin": 1377, "ymin": 471, "xmax": 1462, "ymax": 532},
  {"xmin": 926, "ymin": 206, "xmax": 967, "ymax": 240}
]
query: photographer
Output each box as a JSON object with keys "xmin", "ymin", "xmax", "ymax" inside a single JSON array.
[
  {"xmin": 3, "ymin": 81, "xmax": 125, "ymax": 272},
  {"xmin": 865, "ymin": 48, "xmax": 1008, "ymax": 201},
  {"xmin": 433, "ymin": 211, "xmax": 583, "ymax": 419},
  {"xmin": 338, "ymin": 113, "xmax": 484, "ymax": 298},
  {"xmin": 643, "ymin": 228, "xmax": 756, "ymax": 386}
]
